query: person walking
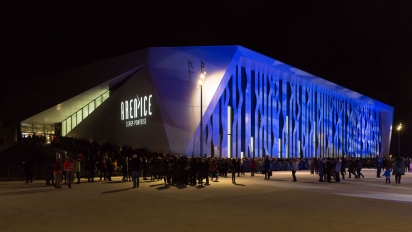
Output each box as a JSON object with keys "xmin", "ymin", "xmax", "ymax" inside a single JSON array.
[
  {"xmin": 23, "ymin": 157, "xmax": 34, "ymax": 184},
  {"xmin": 167, "ymin": 158, "xmax": 176, "ymax": 185},
  {"xmin": 230, "ymin": 159, "xmax": 237, "ymax": 184},
  {"xmin": 291, "ymin": 158, "xmax": 298, "ymax": 182},
  {"xmin": 204, "ymin": 158, "xmax": 210, "ymax": 185},
  {"xmin": 250, "ymin": 158, "xmax": 256, "ymax": 177},
  {"xmin": 87, "ymin": 156, "xmax": 96, "ymax": 182},
  {"xmin": 335, "ymin": 158, "xmax": 342, "ymax": 183},
  {"xmin": 99, "ymin": 158, "xmax": 106, "ymax": 181},
  {"xmin": 210, "ymin": 159, "xmax": 217, "ymax": 181},
  {"xmin": 310, "ymin": 158, "xmax": 316, "ymax": 174},
  {"xmin": 376, "ymin": 155, "xmax": 383, "ymax": 178},
  {"xmin": 53, "ymin": 158, "xmax": 63, "ymax": 188},
  {"xmin": 75, "ymin": 159, "xmax": 81, "ymax": 184},
  {"xmin": 196, "ymin": 158, "xmax": 204, "ymax": 186},
  {"xmin": 317, "ymin": 158, "xmax": 324, "ymax": 182},
  {"xmin": 340, "ymin": 156, "xmax": 346, "ymax": 180},
  {"xmin": 393, "ymin": 156, "xmax": 405, "ymax": 184},
  {"xmin": 383, "ymin": 167, "xmax": 392, "ymax": 184},
  {"xmin": 61, "ymin": 160, "xmax": 67, "ymax": 185},
  {"xmin": 356, "ymin": 158, "xmax": 364, "ymax": 179},
  {"xmin": 240, "ymin": 159, "xmax": 245, "ymax": 176},
  {"xmin": 222, "ymin": 159, "xmax": 228, "ymax": 177},
  {"xmin": 142, "ymin": 157, "xmax": 149, "ymax": 180},
  {"xmin": 326, "ymin": 158, "xmax": 333, "ymax": 183},
  {"xmin": 122, "ymin": 157, "xmax": 128, "ymax": 181},
  {"xmin": 45, "ymin": 159, "xmax": 54, "ymax": 186},
  {"xmin": 189, "ymin": 157, "xmax": 197, "ymax": 185},
  {"xmin": 348, "ymin": 157, "xmax": 356, "ymax": 178},
  {"xmin": 236, "ymin": 158, "xmax": 241, "ymax": 177},
  {"xmin": 106, "ymin": 158, "xmax": 113, "ymax": 181},
  {"xmin": 264, "ymin": 156, "xmax": 271, "ymax": 180},
  {"xmin": 130, "ymin": 154, "xmax": 140, "ymax": 188},
  {"xmin": 64, "ymin": 155, "xmax": 76, "ymax": 188}
]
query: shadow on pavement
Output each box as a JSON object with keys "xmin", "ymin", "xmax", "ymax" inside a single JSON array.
[
  {"xmin": 104, "ymin": 181, "xmax": 125, "ymax": 184},
  {"xmin": 0, "ymin": 188, "xmax": 56, "ymax": 196},
  {"xmin": 234, "ymin": 183, "xmax": 246, "ymax": 186},
  {"xmin": 176, "ymin": 184, "xmax": 187, "ymax": 189},
  {"xmin": 149, "ymin": 184, "xmax": 164, "ymax": 187},
  {"xmin": 300, "ymin": 181, "xmax": 322, "ymax": 184},
  {"xmin": 101, "ymin": 188, "xmax": 132, "ymax": 194},
  {"xmin": 156, "ymin": 185, "xmax": 170, "ymax": 190}
]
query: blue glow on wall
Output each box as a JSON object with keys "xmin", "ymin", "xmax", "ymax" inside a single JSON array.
[{"xmin": 199, "ymin": 64, "xmax": 385, "ymax": 159}]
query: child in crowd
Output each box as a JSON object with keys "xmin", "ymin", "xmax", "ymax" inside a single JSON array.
[{"xmin": 383, "ymin": 168, "xmax": 392, "ymax": 184}]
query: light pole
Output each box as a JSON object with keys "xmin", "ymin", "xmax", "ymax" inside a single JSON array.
[
  {"xmin": 397, "ymin": 123, "xmax": 402, "ymax": 156},
  {"xmin": 198, "ymin": 60, "xmax": 206, "ymax": 157}
]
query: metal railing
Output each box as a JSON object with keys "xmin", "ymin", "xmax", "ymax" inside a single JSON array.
[{"xmin": 5, "ymin": 166, "xmax": 44, "ymax": 179}]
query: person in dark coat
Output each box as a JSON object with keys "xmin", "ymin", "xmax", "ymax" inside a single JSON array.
[
  {"xmin": 317, "ymin": 158, "xmax": 324, "ymax": 182},
  {"xmin": 99, "ymin": 158, "xmax": 106, "ymax": 181},
  {"xmin": 196, "ymin": 158, "xmax": 205, "ymax": 186},
  {"xmin": 376, "ymin": 155, "xmax": 383, "ymax": 178},
  {"xmin": 250, "ymin": 158, "xmax": 256, "ymax": 176},
  {"xmin": 88, "ymin": 156, "xmax": 96, "ymax": 182},
  {"xmin": 356, "ymin": 158, "xmax": 364, "ymax": 179},
  {"xmin": 129, "ymin": 154, "xmax": 141, "ymax": 188},
  {"xmin": 236, "ymin": 158, "xmax": 241, "ymax": 177},
  {"xmin": 264, "ymin": 156, "xmax": 271, "ymax": 180},
  {"xmin": 348, "ymin": 157, "xmax": 357, "ymax": 178},
  {"xmin": 230, "ymin": 159, "xmax": 237, "ymax": 184},
  {"xmin": 326, "ymin": 158, "xmax": 333, "ymax": 183},
  {"xmin": 190, "ymin": 158, "xmax": 197, "ymax": 185},
  {"xmin": 291, "ymin": 158, "xmax": 299, "ymax": 182},
  {"xmin": 222, "ymin": 159, "xmax": 228, "ymax": 177},
  {"xmin": 142, "ymin": 157, "xmax": 149, "ymax": 180},
  {"xmin": 210, "ymin": 158, "xmax": 217, "ymax": 181},
  {"xmin": 334, "ymin": 158, "xmax": 342, "ymax": 183},
  {"xmin": 157, "ymin": 157, "xmax": 164, "ymax": 181},
  {"xmin": 240, "ymin": 158, "xmax": 246, "ymax": 176},
  {"xmin": 106, "ymin": 158, "xmax": 113, "ymax": 181},
  {"xmin": 44, "ymin": 159, "xmax": 54, "ymax": 186},
  {"xmin": 122, "ymin": 157, "xmax": 128, "ymax": 181},
  {"xmin": 340, "ymin": 156, "xmax": 346, "ymax": 180},
  {"xmin": 23, "ymin": 157, "xmax": 34, "ymax": 183},
  {"xmin": 167, "ymin": 158, "xmax": 175, "ymax": 185},
  {"xmin": 310, "ymin": 158, "xmax": 316, "ymax": 174},
  {"xmin": 84, "ymin": 157, "xmax": 90, "ymax": 179},
  {"xmin": 204, "ymin": 158, "xmax": 210, "ymax": 185},
  {"xmin": 393, "ymin": 156, "xmax": 405, "ymax": 184}
]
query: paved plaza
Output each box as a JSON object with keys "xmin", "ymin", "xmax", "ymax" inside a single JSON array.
[{"xmin": 1, "ymin": 169, "xmax": 411, "ymax": 232}]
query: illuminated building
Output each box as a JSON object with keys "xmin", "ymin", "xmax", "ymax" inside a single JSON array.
[{"xmin": 18, "ymin": 46, "xmax": 393, "ymax": 158}]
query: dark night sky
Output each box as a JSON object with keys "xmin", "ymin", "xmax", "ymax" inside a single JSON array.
[{"xmin": 1, "ymin": 1, "xmax": 412, "ymax": 155}]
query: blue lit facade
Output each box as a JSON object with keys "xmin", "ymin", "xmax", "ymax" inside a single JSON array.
[
  {"xmin": 23, "ymin": 46, "xmax": 393, "ymax": 158},
  {"xmin": 193, "ymin": 65, "xmax": 390, "ymax": 158},
  {"xmin": 182, "ymin": 47, "xmax": 393, "ymax": 158}
]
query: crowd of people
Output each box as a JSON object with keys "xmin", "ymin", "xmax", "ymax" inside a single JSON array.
[{"xmin": 19, "ymin": 136, "xmax": 411, "ymax": 188}]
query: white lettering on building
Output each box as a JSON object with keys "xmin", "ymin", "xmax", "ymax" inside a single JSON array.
[{"xmin": 121, "ymin": 94, "xmax": 152, "ymax": 127}]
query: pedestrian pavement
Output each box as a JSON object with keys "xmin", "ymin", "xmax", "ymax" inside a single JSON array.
[{"xmin": 1, "ymin": 169, "xmax": 411, "ymax": 232}]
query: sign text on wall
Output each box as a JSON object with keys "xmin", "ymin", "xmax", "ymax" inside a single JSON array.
[{"xmin": 121, "ymin": 94, "xmax": 152, "ymax": 127}]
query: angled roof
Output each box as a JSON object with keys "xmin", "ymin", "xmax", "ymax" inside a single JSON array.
[{"xmin": 19, "ymin": 45, "xmax": 393, "ymax": 155}]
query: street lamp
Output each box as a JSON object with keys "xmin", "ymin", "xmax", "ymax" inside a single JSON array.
[
  {"xmin": 397, "ymin": 123, "xmax": 402, "ymax": 156},
  {"xmin": 198, "ymin": 60, "xmax": 206, "ymax": 157}
]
